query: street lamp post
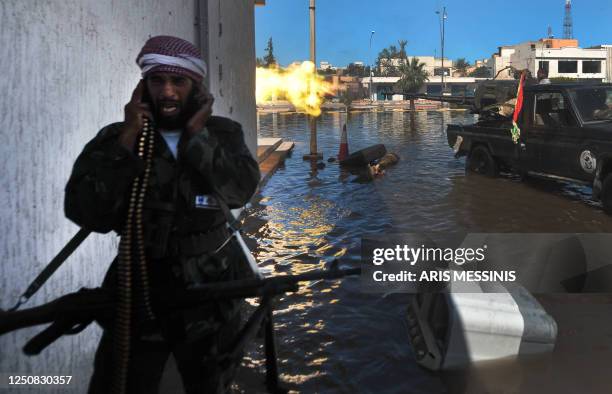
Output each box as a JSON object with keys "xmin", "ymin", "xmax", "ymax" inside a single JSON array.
[
  {"xmin": 436, "ymin": 7, "xmax": 447, "ymax": 94},
  {"xmin": 369, "ymin": 30, "xmax": 375, "ymax": 102},
  {"xmin": 304, "ymin": 0, "xmax": 322, "ymax": 160}
]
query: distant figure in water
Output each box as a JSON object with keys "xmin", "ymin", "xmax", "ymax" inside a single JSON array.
[{"xmin": 369, "ymin": 152, "xmax": 400, "ymax": 177}]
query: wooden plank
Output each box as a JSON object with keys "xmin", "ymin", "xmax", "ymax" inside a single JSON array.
[
  {"xmin": 275, "ymin": 141, "xmax": 294, "ymax": 153},
  {"xmin": 257, "ymin": 138, "xmax": 283, "ymax": 163},
  {"xmin": 258, "ymin": 140, "xmax": 295, "ymax": 187}
]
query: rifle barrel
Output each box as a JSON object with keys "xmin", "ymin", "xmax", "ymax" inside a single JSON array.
[{"xmin": 177, "ymin": 267, "xmax": 362, "ymax": 305}]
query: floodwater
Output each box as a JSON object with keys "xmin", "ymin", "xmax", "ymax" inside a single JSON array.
[{"xmin": 234, "ymin": 110, "xmax": 612, "ymax": 393}]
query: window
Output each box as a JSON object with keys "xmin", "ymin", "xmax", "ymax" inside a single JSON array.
[
  {"xmin": 433, "ymin": 67, "xmax": 450, "ymax": 76},
  {"xmin": 427, "ymin": 85, "xmax": 442, "ymax": 95},
  {"xmin": 451, "ymin": 84, "xmax": 467, "ymax": 96},
  {"xmin": 534, "ymin": 92, "xmax": 576, "ymax": 127},
  {"xmin": 570, "ymin": 87, "xmax": 612, "ymax": 122},
  {"xmin": 558, "ymin": 61, "xmax": 578, "ymax": 74},
  {"xmin": 582, "ymin": 61, "xmax": 602, "ymax": 74},
  {"xmin": 539, "ymin": 61, "xmax": 549, "ymax": 74}
]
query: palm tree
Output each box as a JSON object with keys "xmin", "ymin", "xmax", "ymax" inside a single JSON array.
[
  {"xmin": 398, "ymin": 40, "xmax": 408, "ymax": 60},
  {"xmin": 388, "ymin": 45, "xmax": 399, "ymax": 58},
  {"xmin": 395, "ymin": 58, "xmax": 429, "ymax": 111}
]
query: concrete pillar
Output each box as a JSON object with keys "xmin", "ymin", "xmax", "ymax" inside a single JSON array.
[{"xmin": 201, "ymin": 0, "xmax": 258, "ymax": 155}]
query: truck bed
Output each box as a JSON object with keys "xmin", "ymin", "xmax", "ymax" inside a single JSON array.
[{"xmin": 447, "ymin": 121, "xmax": 517, "ymax": 164}]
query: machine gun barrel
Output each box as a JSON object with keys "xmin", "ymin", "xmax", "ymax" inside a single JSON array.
[
  {"xmin": 403, "ymin": 94, "xmax": 475, "ymax": 105},
  {"xmin": 176, "ymin": 267, "xmax": 361, "ymax": 306}
]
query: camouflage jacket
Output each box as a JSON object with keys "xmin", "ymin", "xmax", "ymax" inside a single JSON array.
[{"xmin": 64, "ymin": 116, "xmax": 260, "ymax": 297}]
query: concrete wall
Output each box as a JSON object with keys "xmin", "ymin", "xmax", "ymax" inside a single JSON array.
[
  {"xmin": 203, "ymin": 0, "xmax": 258, "ymax": 153},
  {"xmin": 0, "ymin": 0, "xmax": 256, "ymax": 392},
  {"xmin": 607, "ymin": 48, "xmax": 612, "ymax": 82},
  {"xmin": 407, "ymin": 56, "xmax": 454, "ymax": 77}
]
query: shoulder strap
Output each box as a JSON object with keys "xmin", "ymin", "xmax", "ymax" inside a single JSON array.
[
  {"xmin": 214, "ymin": 193, "xmax": 240, "ymax": 233},
  {"xmin": 9, "ymin": 228, "xmax": 91, "ymax": 311}
]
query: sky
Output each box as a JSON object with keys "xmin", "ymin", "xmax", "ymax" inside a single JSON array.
[{"xmin": 255, "ymin": 0, "xmax": 612, "ymax": 67}]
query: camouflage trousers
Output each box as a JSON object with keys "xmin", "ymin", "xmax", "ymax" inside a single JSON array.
[{"xmin": 88, "ymin": 312, "xmax": 242, "ymax": 394}]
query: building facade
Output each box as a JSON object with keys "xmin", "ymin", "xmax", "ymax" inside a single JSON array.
[
  {"xmin": 379, "ymin": 56, "xmax": 453, "ymax": 77},
  {"xmin": 588, "ymin": 45, "xmax": 612, "ymax": 82},
  {"xmin": 361, "ymin": 76, "xmax": 481, "ymax": 101},
  {"xmin": 487, "ymin": 46, "xmax": 516, "ymax": 80},
  {"xmin": 320, "ymin": 61, "xmax": 332, "ymax": 70},
  {"xmin": 488, "ymin": 39, "xmax": 608, "ymax": 81}
]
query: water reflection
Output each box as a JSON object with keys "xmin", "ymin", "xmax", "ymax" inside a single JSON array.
[{"xmin": 235, "ymin": 110, "xmax": 612, "ymax": 393}]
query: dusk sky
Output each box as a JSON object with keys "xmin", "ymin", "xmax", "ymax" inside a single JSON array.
[{"xmin": 255, "ymin": 0, "xmax": 612, "ymax": 67}]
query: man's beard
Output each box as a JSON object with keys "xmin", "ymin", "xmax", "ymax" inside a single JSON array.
[{"xmin": 153, "ymin": 88, "xmax": 199, "ymax": 130}]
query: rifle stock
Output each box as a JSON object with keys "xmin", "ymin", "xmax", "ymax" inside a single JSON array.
[{"xmin": 0, "ymin": 288, "xmax": 111, "ymax": 336}]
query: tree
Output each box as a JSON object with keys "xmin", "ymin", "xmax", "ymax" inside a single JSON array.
[
  {"xmin": 469, "ymin": 66, "xmax": 491, "ymax": 78},
  {"xmin": 340, "ymin": 88, "xmax": 355, "ymax": 111},
  {"xmin": 376, "ymin": 48, "xmax": 392, "ymax": 75},
  {"xmin": 263, "ymin": 37, "xmax": 277, "ymax": 68},
  {"xmin": 388, "ymin": 45, "xmax": 399, "ymax": 58},
  {"xmin": 318, "ymin": 68, "xmax": 336, "ymax": 76},
  {"xmin": 377, "ymin": 48, "xmax": 399, "ymax": 77},
  {"xmin": 398, "ymin": 40, "xmax": 408, "ymax": 60},
  {"xmin": 375, "ymin": 40, "xmax": 409, "ymax": 77},
  {"xmin": 346, "ymin": 63, "xmax": 367, "ymax": 77},
  {"xmin": 395, "ymin": 57, "xmax": 429, "ymax": 111},
  {"xmin": 256, "ymin": 57, "xmax": 265, "ymax": 67},
  {"xmin": 454, "ymin": 58, "xmax": 470, "ymax": 76}
]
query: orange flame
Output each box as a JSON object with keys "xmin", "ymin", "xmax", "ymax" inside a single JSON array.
[{"xmin": 256, "ymin": 61, "xmax": 332, "ymax": 116}]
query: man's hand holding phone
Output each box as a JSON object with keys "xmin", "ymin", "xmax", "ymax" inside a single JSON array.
[
  {"xmin": 186, "ymin": 87, "xmax": 214, "ymax": 137},
  {"xmin": 120, "ymin": 80, "xmax": 153, "ymax": 150}
]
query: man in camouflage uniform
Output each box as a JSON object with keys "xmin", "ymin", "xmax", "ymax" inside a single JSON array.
[{"xmin": 64, "ymin": 36, "xmax": 260, "ymax": 393}]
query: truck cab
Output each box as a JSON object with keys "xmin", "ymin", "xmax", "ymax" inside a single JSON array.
[{"xmin": 447, "ymin": 83, "xmax": 612, "ymax": 213}]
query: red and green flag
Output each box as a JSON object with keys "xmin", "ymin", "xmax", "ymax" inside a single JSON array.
[{"xmin": 511, "ymin": 71, "xmax": 526, "ymax": 144}]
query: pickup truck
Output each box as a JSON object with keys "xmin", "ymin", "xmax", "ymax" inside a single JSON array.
[{"xmin": 447, "ymin": 83, "xmax": 612, "ymax": 214}]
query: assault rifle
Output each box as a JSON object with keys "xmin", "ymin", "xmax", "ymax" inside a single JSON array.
[{"xmin": 0, "ymin": 263, "xmax": 360, "ymax": 355}]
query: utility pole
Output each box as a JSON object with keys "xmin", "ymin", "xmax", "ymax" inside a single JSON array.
[
  {"xmin": 304, "ymin": 0, "xmax": 322, "ymax": 160},
  {"xmin": 436, "ymin": 7, "xmax": 447, "ymax": 93},
  {"xmin": 369, "ymin": 30, "xmax": 375, "ymax": 102}
]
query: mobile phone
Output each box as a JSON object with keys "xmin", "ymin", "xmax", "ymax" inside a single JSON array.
[
  {"xmin": 183, "ymin": 83, "xmax": 212, "ymax": 120},
  {"xmin": 141, "ymin": 79, "xmax": 153, "ymax": 105}
]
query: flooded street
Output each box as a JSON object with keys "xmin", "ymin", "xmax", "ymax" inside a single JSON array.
[{"xmin": 234, "ymin": 110, "xmax": 612, "ymax": 393}]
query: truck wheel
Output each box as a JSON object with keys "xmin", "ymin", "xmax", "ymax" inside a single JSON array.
[
  {"xmin": 467, "ymin": 145, "xmax": 498, "ymax": 177},
  {"xmin": 601, "ymin": 174, "xmax": 612, "ymax": 215}
]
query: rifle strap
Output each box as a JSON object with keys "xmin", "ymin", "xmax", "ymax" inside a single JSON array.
[
  {"xmin": 215, "ymin": 192, "xmax": 241, "ymax": 235},
  {"xmin": 10, "ymin": 228, "xmax": 91, "ymax": 312}
]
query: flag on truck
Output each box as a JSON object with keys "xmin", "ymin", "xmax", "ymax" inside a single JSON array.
[{"xmin": 510, "ymin": 71, "xmax": 526, "ymax": 144}]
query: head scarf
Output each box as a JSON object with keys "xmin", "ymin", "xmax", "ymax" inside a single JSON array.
[{"xmin": 136, "ymin": 36, "xmax": 207, "ymax": 83}]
